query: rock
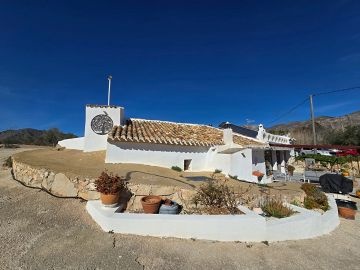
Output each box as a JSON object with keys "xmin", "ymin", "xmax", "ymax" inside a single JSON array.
[
  {"xmin": 42, "ymin": 172, "xmax": 55, "ymax": 190},
  {"xmin": 50, "ymin": 173, "xmax": 78, "ymax": 197},
  {"xmin": 78, "ymin": 191, "xmax": 100, "ymax": 200},
  {"xmin": 149, "ymin": 186, "xmax": 177, "ymax": 197}
]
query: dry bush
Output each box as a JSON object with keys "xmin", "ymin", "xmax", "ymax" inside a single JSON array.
[
  {"xmin": 192, "ymin": 180, "xmax": 248, "ymax": 215},
  {"xmin": 261, "ymin": 197, "xmax": 295, "ymax": 218},
  {"xmin": 95, "ymin": 171, "xmax": 127, "ymax": 194},
  {"xmin": 301, "ymin": 183, "xmax": 329, "ymax": 211}
]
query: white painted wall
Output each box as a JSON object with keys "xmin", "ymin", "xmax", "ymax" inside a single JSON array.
[
  {"xmin": 271, "ymin": 151, "xmax": 278, "ymax": 170},
  {"xmin": 84, "ymin": 105, "xmax": 124, "ymax": 152},
  {"xmin": 229, "ymin": 149, "xmax": 253, "ymax": 181},
  {"xmin": 251, "ymin": 149, "xmax": 267, "ymax": 182},
  {"xmin": 106, "ymin": 141, "xmax": 268, "ymax": 183},
  {"xmin": 86, "ymin": 195, "xmax": 339, "ymax": 242},
  {"xmin": 106, "ymin": 141, "xmax": 209, "ymax": 171},
  {"xmin": 205, "ymin": 147, "xmax": 231, "ymax": 175},
  {"xmin": 58, "ymin": 137, "xmax": 84, "ymax": 150}
]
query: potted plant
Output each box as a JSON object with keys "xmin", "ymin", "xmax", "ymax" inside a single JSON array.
[
  {"xmin": 287, "ymin": 165, "xmax": 295, "ymax": 176},
  {"xmin": 95, "ymin": 171, "xmax": 126, "ymax": 207},
  {"xmin": 141, "ymin": 195, "xmax": 162, "ymax": 214}
]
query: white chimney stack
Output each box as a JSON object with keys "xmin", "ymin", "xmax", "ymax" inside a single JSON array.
[{"xmin": 223, "ymin": 128, "xmax": 233, "ymax": 145}]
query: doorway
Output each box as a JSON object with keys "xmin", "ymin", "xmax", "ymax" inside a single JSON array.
[{"xmin": 184, "ymin": 159, "xmax": 192, "ymax": 171}]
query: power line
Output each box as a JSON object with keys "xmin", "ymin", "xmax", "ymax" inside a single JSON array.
[
  {"xmin": 313, "ymin": 86, "xmax": 360, "ymax": 96},
  {"xmin": 267, "ymin": 98, "xmax": 309, "ymax": 125},
  {"xmin": 267, "ymin": 85, "xmax": 360, "ymax": 126}
]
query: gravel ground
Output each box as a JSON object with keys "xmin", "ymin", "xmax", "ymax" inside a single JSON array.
[{"xmin": 1, "ymin": 148, "xmax": 360, "ymax": 270}]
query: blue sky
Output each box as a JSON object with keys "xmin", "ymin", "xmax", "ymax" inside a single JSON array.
[{"xmin": 1, "ymin": 0, "xmax": 360, "ymax": 135}]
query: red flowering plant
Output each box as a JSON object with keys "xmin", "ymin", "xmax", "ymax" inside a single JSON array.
[{"xmin": 94, "ymin": 171, "xmax": 127, "ymax": 195}]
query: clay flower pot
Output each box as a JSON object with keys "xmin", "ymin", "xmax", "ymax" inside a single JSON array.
[
  {"xmin": 252, "ymin": 171, "xmax": 264, "ymax": 177},
  {"xmin": 338, "ymin": 207, "xmax": 356, "ymax": 220},
  {"xmin": 357, "ymin": 190, "xmax": 360, "ymax": 198},
  {"xmin": 100, "ymin": 192, "xmax": 120, "ymax": 208},
  {"xmin": 141, "ymin": 195, "xmax": 162, "ymax": 214}
]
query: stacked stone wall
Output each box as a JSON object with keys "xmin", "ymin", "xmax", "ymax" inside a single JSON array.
[{"xmin": 11, "ymin": 158, "xmax": 195, "ymax": 212}]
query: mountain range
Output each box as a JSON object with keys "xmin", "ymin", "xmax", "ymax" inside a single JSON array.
[
  {"xmin": 0, "ymin": 128, "xmax": 77, "ymax": 146},
  {"xmin": 268, "ymin": 111, "xmax": 360, "ymax": 144}
]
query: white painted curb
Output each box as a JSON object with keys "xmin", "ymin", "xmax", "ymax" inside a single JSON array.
[{"xmin": 86, "ymin": 195, "xmax": 339, "ymax": 242}]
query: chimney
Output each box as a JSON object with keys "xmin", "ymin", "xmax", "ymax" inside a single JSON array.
[{"xmin": 223, "ymin": 128, "xmax": 233, "ymax": 145}]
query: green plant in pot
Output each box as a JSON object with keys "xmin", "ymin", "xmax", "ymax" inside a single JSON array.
[{"xmin": 95, "ymin": 171, "xmax": 127, "ymax": 207}]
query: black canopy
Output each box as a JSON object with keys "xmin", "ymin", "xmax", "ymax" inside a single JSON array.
[{"xmin": 319, "ymin": 174, "xmax": 353, "ymax": 194}]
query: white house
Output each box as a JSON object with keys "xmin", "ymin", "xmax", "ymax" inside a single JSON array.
[
  {"xmin": 219, "ymin": 122, "xmax": 294, "ymax": 177},
  {"xmin": 59, "ymin": 104, "xmax": 272, "ymax": 183}
]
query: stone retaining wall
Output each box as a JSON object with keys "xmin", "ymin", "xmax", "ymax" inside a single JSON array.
[{"xmin": 11, "ymin": 158, "xmax": 195, "ymax": 212}]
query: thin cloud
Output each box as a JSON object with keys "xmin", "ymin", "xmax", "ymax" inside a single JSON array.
[
  {"xmin": 315, "ymin": 101, "xmax": 356, "ymax": 114},
  {"xmin": 339, "ymin": 52, "xmax": 360, "ymax": 63}
]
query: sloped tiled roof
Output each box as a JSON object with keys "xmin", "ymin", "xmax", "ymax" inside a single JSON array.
[
  {"xmin": 219, "ymin": 122, "xmax": 258, "ymax": 139},
  {"xmin": 108, "ymin": 119, "xmax": 265, "ymax": 147}
]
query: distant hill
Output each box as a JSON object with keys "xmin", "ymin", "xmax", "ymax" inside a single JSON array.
[
  {"xmin": 0, "ymin": 128, "xmax": 77, "ymax": 146},
  {"xmin": 268, "ymin": 111, "xmax": 360, "ymax": 144}
]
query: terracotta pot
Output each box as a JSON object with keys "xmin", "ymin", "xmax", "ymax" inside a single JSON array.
[
  {"xmin": 356, "ymin": 190, "xmax": 360, "ymax": 198},
  {"xmin": 141, "ymin": 195, "xmax": 162, "ymax": 214},
  {"xmin": 252, "ymin": 171, "xmax": 264, "ymax": 177},
  {"xmin": 100, "ymin": 192, "xmax": 120, "ymax": 207},
  {"xmin": 338, "ymin": 207, "xmax": 356, "ymax": 220}
]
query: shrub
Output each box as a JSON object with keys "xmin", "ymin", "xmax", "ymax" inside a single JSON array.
[
  {"xmin": 95, "ymin": 171, "xmax": 127, "ymax": 194},
  {"xmin": 261, "ymin": 197, "xmax": 295, "ymax": 218},
  {"xmin": 3, "ymin": 157, "xmax": 12, "ymax": 168},
  {"xmin": 214, "ymin": 169, "xmax": 222, "ymax": 174},
  {"xmin": 287, "ymin": 165, "xmax": 295, "ymax": 172},
  {"xmin": 228, "ymin": 174, "xmax": 238, "ymax": 180},
  {"xmin": 301, "ymin": 183, "xmax": 317, "ymax": 194},
  {"xmin": 301, "ymin": 183, "xmax": 329, "ymax": 211},
  {"xmin": 171, "ymin": 166, "xmax": 182, "ymax": 172},
  {"xmin": 192, "ymin": 181, "xmax": 241, "ymax": 215},
  {"xmin": 290, "ymin": 199, "xmax": 301, "ymax": 207}
]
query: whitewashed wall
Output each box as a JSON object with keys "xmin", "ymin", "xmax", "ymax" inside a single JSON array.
[
  {"xmin": 84, "ymin": 105, "xmax": 124, "ymax": 152},
  {"xmin": 106, "ymin": 141, "xmax": 268, "ymax": 183},
  {"xmin": 58, "ymin": 137, "xmax": 84, "ymax": 150},
  {"xmin": 230, "ymin": 149, "xmax": 255, "ymax": 182},
  {"xmin": 204, "ymin": 147, "xmax": 231, "ymax": 174},
  {"xmin": 106, "ymin": 141, "xmax": 209, "ymax": 170}
]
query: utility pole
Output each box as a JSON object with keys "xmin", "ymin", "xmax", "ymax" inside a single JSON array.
[
  {"xmin": 309, "ymin": 94, "xmax": 317, "ymax": 146},
  {"xmin": 107, "ymin": 75, "xmax": 112, "ymax": 106}
]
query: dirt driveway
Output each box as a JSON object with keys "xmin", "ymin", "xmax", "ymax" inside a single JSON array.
[{"xmin": 1, "ymin": 147, "xmax": 360, "ymax": 269}]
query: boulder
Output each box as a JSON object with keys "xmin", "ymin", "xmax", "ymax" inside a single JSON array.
[{"xmin": 50, "ymin": 173, "xmax": 78, "ymax": 197}]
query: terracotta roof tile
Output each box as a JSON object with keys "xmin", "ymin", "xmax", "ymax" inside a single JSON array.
[{"xmin": 108, "ymin": 119, "xmax": 265, "ymax": 147}]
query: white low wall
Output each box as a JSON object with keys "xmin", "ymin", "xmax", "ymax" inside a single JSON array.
[
  {"xmin": 58, "ymin": 137, "xmax": 84, "ymax": 150},
  {"xmin": 86, "ymin": 195, "xmax": 339, "ymax": 242}
]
